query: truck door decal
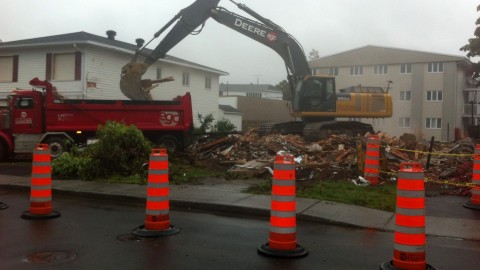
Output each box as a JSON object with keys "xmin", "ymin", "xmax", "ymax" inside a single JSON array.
[
  {"xmin": 14, "ymin": 111, "xmax": 33, "ymax": 125},
  {"xmin": 159, "ymin": 111, "xmax": 180, "ymax": 126}
]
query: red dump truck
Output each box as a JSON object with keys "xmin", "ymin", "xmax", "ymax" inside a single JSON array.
[{"xmin": 0, "ymin": 78, "xmax": 193, "ymax": 161}]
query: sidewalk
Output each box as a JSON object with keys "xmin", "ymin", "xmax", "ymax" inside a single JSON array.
[{"xmin": 1, "ymin": 175, "xmax": 479, "ymax": 241}]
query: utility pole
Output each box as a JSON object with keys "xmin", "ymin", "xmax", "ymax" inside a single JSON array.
[{"xmin": 253, "ymin": 74, "xmax": 262, "ymax": 84}]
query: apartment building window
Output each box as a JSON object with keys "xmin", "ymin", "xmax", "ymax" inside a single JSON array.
[
  {"xmin": 374, "ymin": 64, "xmax": 388, "ymax": 75},
  {"xmin": 205, "ymin": 76, "xmax": 212, "ymax": 89},
  {"xmin": 350, "ymin": 66, "xmax": 363, "ymax": 76},
  {"xmin": 426, "ymin": 118, "xmax": 442, "ymax": 129},
  {"xmin": 182, "ymin": 72, "xmax": 190, "ymax": 86},
  {"xmin": 0, "ymin": 55, "xmax": 18, "ymax": 82},
  {"xmin": 400, "ymin": 91, "xmax": 412, "ymax": 101},
  {"xmin": 426, "ymin": 90, "xmax": 443, "ymax": 102},
  {"xmin": 156, "ymin": 67, "xmax": 162, "ymax": 79},
  {"xmin": 328, "ymin": 67, "xmax": 339, "ymax": 76},
  {"xmin": 401, "ymin": 63, "xmax": 412, "ymax": 74},
  {"xmin": 46, "ymin": 52, "xmax": 81, "ymax": 81},
  {"xmin": 399, "ymin": 117, "xmax": 411, "ymax": 128},
  {"xmin": 428, "ymin": 62, "xmax": 443, "ymax": 73}
]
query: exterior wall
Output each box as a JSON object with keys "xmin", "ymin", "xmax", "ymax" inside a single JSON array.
[
  {"xmin": 218, "ymin": 111, "xmax": 242, "ymax": 131},
  {"xmin": 219, "ymin": 96, "xmax": 239, "ymax": 108},
  {"xmin": 0, "ymin": 44, "xmax": 223, "ymax": 128},
  {"xmin": 0, "ymin": 46, "xmax": 83, "ymax": 96}
]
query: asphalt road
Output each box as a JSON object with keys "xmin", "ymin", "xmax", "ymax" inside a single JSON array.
[{"xmin": 1, "ymin": 189, "xmax": 479, "ymax": 270}]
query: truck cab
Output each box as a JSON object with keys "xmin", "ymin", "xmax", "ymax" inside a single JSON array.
[{"xmin": 0, "ymin": 90, "xmax": 46, "ymax": 160}]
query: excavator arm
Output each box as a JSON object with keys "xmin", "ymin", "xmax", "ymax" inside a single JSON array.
[{"xmin": 120, "ymin": 0, "xmax": 311, "ymax": 100}]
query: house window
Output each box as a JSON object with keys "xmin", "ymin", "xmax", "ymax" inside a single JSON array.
[
  {"xmin": 374, "ymin": 64, "xmax": 388, "ymax": 75},
  {"xmin": 328, "ymin": 67, "xmax": 338, "ymax": 76},
  {"xmin": 426, "ymin": 118, "xmax": 442, "ymax": 129},
  {"xmin": 156, "ymin": 67, "xmax": 162, "ymax": 79},
  {"xmin": 428, "ymin": 62, "xmax": 443, "ymax": 73},
  {"xmin": 350, "ymin": 66, "xmax": 363, "ymax": 76},
  {"xmin": 400, "ymin": 91, "xmax": 412, "ymax": 101},
  {"xmin": 426, "ymin": 90, "xmax": 443, "ymax": 102},
  {"xmin": 247, "ymin": 93, "xmax": 261, "ymax": 98},
  {"xmin": 182, "ymin": 72, "xmax": 190, "ymax": 86},
  {"xmin": 399, "ymin": 117, "xmax": 411, "ymax": 128},
  {"xmin": 52, "ymin": 53, "xmax": 76, "ymax": 81},
  {"xmin": 205, "ymin": 76, "xmax": 212, "ymax": 89},
  {"xmin": 401, "ymin": 63, "xmax": 412, "ymax": 74},
  {"xmin": 0, "ymin": 55, "xmax": 18, "ymax": 82}
]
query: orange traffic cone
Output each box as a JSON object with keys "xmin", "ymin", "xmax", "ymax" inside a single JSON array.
[
  {"xmin": 21, "ymin": 144, "xmax": 60, "ymax": 220},
  {"xmin": 464, "ymin": 144, "xmax": 480, "ymax": 210},
  {"xmin": 381, "ymin": 162, "xmax": 436, "ymax": 270},
  {"xmin": 132, "ymin": 149, "xmax": 180, "ymax": 237},
  {"xmin": 364, "ymin": 134, "xmax": 380, "ymax": 185},
  {"xmin": 258, "ymin": 154, "xmax": 307, "ymax": 258}
]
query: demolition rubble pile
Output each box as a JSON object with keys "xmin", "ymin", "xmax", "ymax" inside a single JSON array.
[{"xmin": 189, "ymin": 131, "xmax": 476, "ymax": 195}]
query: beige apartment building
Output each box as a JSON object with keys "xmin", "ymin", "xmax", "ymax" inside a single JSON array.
[{"xmin": 309, "ymin": 45, "xmax": 472, "ymax": 142}]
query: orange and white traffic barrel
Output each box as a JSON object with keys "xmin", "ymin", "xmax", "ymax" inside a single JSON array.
[
  {"xmin": 464, "ymin": 144, "xmax": 480, "ymax": 210},
  {"xmin": 258, "ymin": 154, "xmax": 307, "ymax": 258},
  {"xmin": 381, "ymin": 162, "xmax": 436, "ymax": 270},
  {"xmin": 364, "ymin": 134, "xmax": 380, "ymax": 185},
  {"xmin": 132, "ymin": 149, "xmax": 180, "ymax": 237},
  {"xmin": 21, "ymin": 144, "xmax": 60, "ymax": 220}
]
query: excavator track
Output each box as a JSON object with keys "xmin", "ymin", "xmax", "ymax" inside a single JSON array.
[
  {"xmin": 303, "ymin": 121, "xmax": 374, "ymax": 142},
  {"xmin": 258, "ymin": 121, "xmax": 305, "ymax": 136}
]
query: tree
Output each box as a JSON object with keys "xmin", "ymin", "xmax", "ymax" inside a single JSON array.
[
  {"xmin": 275, "ymin": 80, "xmax": 292, "ymax": 101},
  {"xmin": 308, "ymin": 49, "xmax": 320, "ymax": 60},
  {"xmin": 460, "ymin": 4, "xmax": 480, "ymax": 74}
]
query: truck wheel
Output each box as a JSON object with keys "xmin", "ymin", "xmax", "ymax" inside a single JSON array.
[
  {"xmin": 44, "ymin": 136, "xmax": 69, "ymax": 159},
  {"xmin": 157, "ymin": 135, "xmax": 179, "ymax": 153}
]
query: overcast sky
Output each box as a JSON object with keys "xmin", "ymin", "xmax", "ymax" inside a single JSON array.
[{"xmin": 2, "ymin": 0, "xmax": 479, "ymax": 85}]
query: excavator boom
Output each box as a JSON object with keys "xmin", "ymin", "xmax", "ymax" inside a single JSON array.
[{"xmin": 120, "ymin": 0, "xmax": 310, "ymax": 101}]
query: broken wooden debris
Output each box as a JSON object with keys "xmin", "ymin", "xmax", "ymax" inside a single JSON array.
[{"xmin": 189, "ymin": 132, "xmax": 476, "ymax": 195}]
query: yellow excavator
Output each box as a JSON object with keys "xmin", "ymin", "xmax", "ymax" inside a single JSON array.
[{"xmin": 120, "ymin": 0, "xmax": 392, "ymax": 140}]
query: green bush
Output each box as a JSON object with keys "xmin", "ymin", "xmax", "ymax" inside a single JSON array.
[
  {"xmin": 52, "ymin": 121, "xmax": 152, "ymax": 181},
  {"xmin": 194, "ymin": 113, "xmax": 236, "ymax": 134}
]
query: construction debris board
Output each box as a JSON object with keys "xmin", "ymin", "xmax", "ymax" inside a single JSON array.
[{"xmin": 189, "ymin": 131, "xmax": 476, "ymax": 195}]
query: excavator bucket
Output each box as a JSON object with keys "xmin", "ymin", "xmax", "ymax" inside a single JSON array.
[{"xmin": 119, "ymin": 62, "xmax": 152, "ymax": 100}]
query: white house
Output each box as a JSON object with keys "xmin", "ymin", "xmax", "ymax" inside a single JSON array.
[
  {"xmin": 218, "ymin": 105, "xmax": 243, "ymax": 131},
  {"xmin": 0, "ymin": 31, "xmax": 229, "ymax": 127}
]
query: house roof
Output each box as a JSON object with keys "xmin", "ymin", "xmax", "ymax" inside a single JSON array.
[
  {"xmin": 219, "ymin": 104, "xmax": 243, "ymax": 114},
  {"xmin": 219, "ymin": 83, "xmax": 281, "ymax": 93},
  {"xmin": 309, "ymin": 45, "xmax": 470, "ymax": 67},
  {"xmin": 0, "ymin": 31, "xmax": 229, "ymax": 75}
]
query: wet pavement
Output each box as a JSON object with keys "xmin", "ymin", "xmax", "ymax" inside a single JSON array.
[{"xmin": 1, "ymin": 189, "xmax": 479, "ymax": 270}]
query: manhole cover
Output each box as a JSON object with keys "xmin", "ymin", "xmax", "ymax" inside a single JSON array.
[
  {"xmin": 116, "ymin": 233, "xmax": 157, "ymax": 243},
  {"xmin": 23, "ymin": 251, "xmax": 76, "ymax": 265}
]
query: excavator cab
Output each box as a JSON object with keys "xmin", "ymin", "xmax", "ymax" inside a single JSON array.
[{"xmin": 293, "ymin": 76, "xmax": 336, "ymax": 113}]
